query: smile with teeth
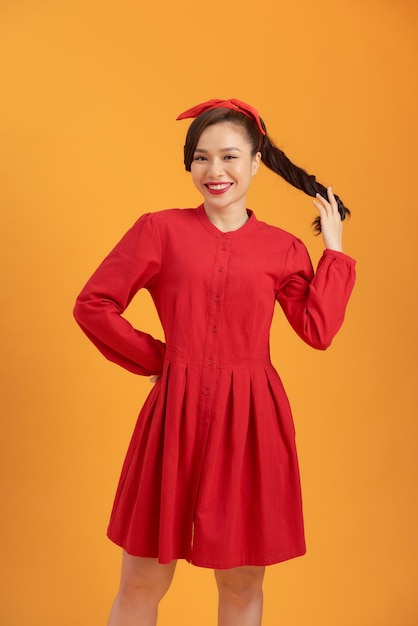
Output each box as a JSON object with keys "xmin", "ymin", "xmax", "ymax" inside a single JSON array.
[{"xmin": 205, "ymin": 182, "xmax": 233, "ymax": 193}]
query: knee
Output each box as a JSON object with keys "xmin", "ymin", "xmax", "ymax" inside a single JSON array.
[
  {"xmin": 215, "ymin": 567, "xmax": 265, "ymax": 607},
  {"xmin": 119, "ymin": 555, "xmax": 175, "ymax": 604},
  {"xmin": 119, "ymin": 571, "xmax": 157, "ymax": 600}
]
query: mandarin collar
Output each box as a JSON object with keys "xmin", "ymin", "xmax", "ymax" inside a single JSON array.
[{"xmin": 196, "ymin": 204, "xmax": 258, "ymax": 239}]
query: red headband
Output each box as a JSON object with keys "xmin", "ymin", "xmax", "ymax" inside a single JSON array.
[{"xmin": 176, "ymin": 98, "xmax": 266, "ymax": 136}]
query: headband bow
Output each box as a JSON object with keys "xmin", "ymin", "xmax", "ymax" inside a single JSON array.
[{"xmin": 176, "ymin": 98, "xmax": 266, "ymax": 136}]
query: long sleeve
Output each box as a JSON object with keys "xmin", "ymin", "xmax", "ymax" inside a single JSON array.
[
  {"xmin": 73, "ymin": 213, "xmax": 166, "ymax": 375},
  {"xmin": 276, "ymin": 239, "xmax": 356, "ymax": 350}
]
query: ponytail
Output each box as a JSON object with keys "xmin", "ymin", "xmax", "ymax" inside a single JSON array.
[
  {"xmin": 260, "ymin": 133, "xmax": 350, "ymax": 234},
  {"xmin": 182, "ymin": 107, "xmax": 351, "ymax": 234}
]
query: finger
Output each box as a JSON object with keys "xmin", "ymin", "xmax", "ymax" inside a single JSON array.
[
  {"xmin": 314, "ymin": 194, "xmax": 331, "ymax": 215},
  {"xmin": 313, "ymin": 199, "xmax": 326, "ymax": 212},
  {"xmin": 315, "ymin": 191, "xmax": 328, "ymax": 204},
  {"xmin": 314, "ymin": 194, "xmax": 326, "ymax": 211},
  {"xmin": 149, "ymin": 375, "xmax": 160, "ymax": 383},
  {"xmin": 327, "ymin": 186, "xmax": 339, "ymax": 212}
]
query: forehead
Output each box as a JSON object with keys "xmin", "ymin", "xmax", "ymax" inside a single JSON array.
[{"xmin": 195, "ymin": 122, "xmax": 250, "ymax": 149}]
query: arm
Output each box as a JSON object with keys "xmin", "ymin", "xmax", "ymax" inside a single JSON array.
[
  {"xmin": 276, "ymin": 189, "xmax": 356, "ymax": 349},
  {"xmin": 73, "ymin": 213, "xmax": 166, "ymax": 376}
]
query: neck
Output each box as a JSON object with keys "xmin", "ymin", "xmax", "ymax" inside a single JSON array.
[{"xmin": 203, "ymin": 203, "xmax": 249, "ymax": 233}]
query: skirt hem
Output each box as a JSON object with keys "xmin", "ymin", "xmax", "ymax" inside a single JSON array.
[{"xmin": 107, "ymin": 531, "xmax": 307, "ymax": 570}]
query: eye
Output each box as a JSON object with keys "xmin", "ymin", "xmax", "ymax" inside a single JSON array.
[
  {"xmin": 224, "ymin": 155, "xmax": 238, "ymax": 160},
  {"xmin": 193, "ymin": 155, "xmax": 207, "ymax": 161}
]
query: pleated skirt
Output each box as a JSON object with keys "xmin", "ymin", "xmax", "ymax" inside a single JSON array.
[{"xmin": 107, "ymin": 358, "xmax": 306, "ymax": 569}]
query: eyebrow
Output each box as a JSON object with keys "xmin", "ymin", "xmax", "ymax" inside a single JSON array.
[{"xmin": 193, "ymin": 147, "xmax": 242, "ymax": 153}]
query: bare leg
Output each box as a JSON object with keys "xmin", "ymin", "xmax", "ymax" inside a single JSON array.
[
  {"xmin": 215, "ymin": 565, "xmax": 265, "ymax": 626},
  {"xmin": 107, "ymin": 552, "xmax": 176, "ymax": 626}
]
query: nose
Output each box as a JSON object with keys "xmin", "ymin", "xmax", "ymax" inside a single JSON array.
[{"xmin": 207, "ymin": 157, "xmax": 225, "ymax": 177}]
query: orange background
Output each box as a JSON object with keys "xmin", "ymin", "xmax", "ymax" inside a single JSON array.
[{"xmin": 1, "ymin": 1, "xmax": 417, "ymax": 624}]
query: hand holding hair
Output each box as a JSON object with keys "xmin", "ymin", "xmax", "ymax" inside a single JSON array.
[
  {"xmin": 179, "ymin": 99, "xmax": 351, "ymax": 235},
  {"xmin": 313, "ymin": 186, "xmax": 343, "ymax": 252}
]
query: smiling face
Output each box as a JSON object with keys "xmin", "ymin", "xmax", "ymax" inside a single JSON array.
[{"xmin": 190, "ymin": 122, "xmax": 261, "ymax": 214}]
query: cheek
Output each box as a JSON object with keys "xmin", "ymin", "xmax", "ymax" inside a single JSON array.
[
  {"xmin": 190, "ymin": 165, "xmax": 198, "ymax": 182},
  {"xmin": 190, "ymin": 168, "xmax": 202, "ymax": 189}
]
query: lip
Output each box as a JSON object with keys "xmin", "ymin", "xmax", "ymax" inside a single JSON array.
[{"xmin": 204, "ymin": 182, "xmax": 233, "ymax": 195}]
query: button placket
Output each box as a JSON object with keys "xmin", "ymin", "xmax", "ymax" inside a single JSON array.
[
  {"xmin": 191, "ymin": 234, "xmax": 232, "ymax": 554},
  {"xmin": 198, "ymin": 236, "xmax": 231, "ymax": 424}
]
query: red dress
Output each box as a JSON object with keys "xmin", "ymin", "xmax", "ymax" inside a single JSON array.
[{"xmin": 74, "ymin": 205, "xmax": 356, "ymax": 569}]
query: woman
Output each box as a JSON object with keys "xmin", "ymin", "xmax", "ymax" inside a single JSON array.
[{"xmin": 74, "ymin": 98, "xmax": 356, "ymax": 626}]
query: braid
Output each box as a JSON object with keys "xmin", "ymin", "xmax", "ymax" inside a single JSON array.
[
  {"xmin": 260, "ymin": 134, "xmax": 350, "ymax": 234},
  {"xmin": 182, "ymin": 108, "xmax": 351, "ymax": 234}
]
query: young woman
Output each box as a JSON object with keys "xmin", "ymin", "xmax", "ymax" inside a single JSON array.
[{"xmin": 74, "ymin": 98, "xmax": 356, "ymax": 626}]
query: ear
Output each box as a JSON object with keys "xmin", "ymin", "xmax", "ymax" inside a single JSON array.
[{"xmin": 252, "ymin": 152, "xmax": 261, "ymax": 176}]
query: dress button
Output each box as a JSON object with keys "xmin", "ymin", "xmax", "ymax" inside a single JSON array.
[
  {"xmin": 203, "ymin": 389, "xmax": 210, "ymax": 396},
  {"xmin": 212, "ymin": 326, "xmax": 217, "ymax": 333},
  {"xmin": 221, "ymin": 245, "xmax": 227, "ymax": 251},
  {"xmin": 218, "ymin": 266, "xmax": 224, "ymax": 272},
  {"xmin": 207, "ymin": 359, "xmax": 213, "ymax": 365},
  {"xmin": 214, "ymin": 296, "xmax": 220, "ymax": 302}
]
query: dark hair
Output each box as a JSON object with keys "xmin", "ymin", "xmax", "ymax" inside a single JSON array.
[{"xmin": 183, "ymin": 108, "xmax": 350, "ymax": 233}]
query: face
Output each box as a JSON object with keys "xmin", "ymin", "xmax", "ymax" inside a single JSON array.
[{"xmin": 190, "ymin": 122, "xmax": 261, "ymax": 214}]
